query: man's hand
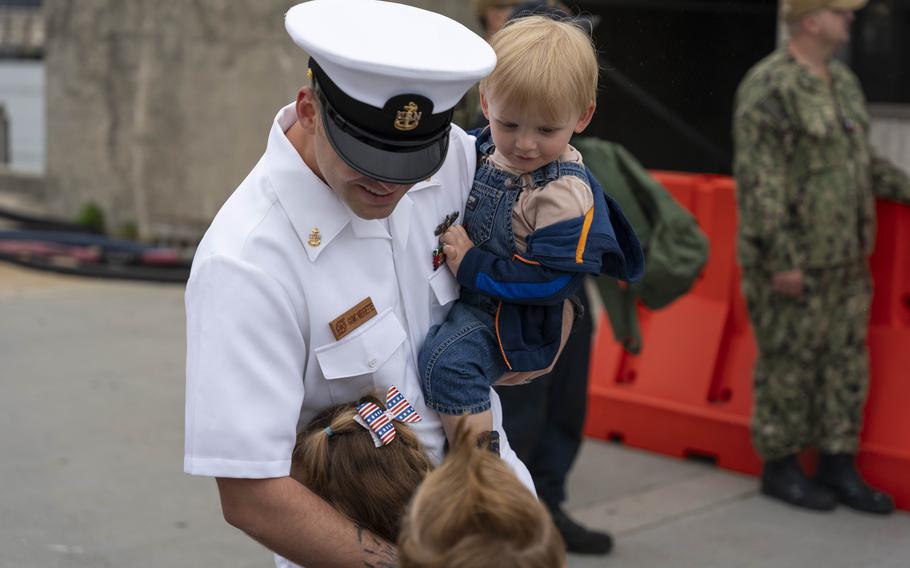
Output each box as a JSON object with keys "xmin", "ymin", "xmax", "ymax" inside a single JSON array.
[
  {"xmin": 772, "ymin": 269, "xmax": 804, "ymax": 297},
  {"xmin": 441, "ymin": 224, "xmax": 474, "ymax": 277}
]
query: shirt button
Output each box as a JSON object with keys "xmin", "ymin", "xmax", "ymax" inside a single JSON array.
[{"xmin": 368, "ymin": 358, "xmax": 377, "ymax": 368}]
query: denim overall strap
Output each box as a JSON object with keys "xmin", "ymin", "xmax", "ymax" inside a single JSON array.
[
  {"xmin": 467, "ymin": 163, "xmax": 522, "ymax": 255},
  {"xmin": 460, "ymin": 137, "xmax": 526, "ymax": 315},
  {"xmin": 526, "ymin": 159, "xmax": 588, "ymax": 187},
  {"xmin": 476, "ymin": 127, "xmax": 496, "ymax": 157}
]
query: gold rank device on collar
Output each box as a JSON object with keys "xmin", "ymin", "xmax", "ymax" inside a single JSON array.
[{"xmin": 308, "ymin": 227, "xmax": 321, "ymax": 247}]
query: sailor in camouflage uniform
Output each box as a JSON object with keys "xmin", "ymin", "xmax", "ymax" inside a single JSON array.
[{"xmin": 732, "ymin": 0, "xmax": 910, "ymax": 514}]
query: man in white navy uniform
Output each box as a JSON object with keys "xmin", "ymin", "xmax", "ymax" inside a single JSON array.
[{"xmin": 184, "ymin": 1, "xmax": 572, "ymax": 566}]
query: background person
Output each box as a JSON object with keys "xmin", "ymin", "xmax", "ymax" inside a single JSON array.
[
  {"xmin": 733, "ymin": 0, "xmax": 910, "ymax": 514},
  {"xmin": 452, "ymin": 0, "xmax": 525, "ymax": 129}
]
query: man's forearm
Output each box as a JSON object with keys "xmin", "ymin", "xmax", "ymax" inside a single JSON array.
[
  {"xmin": 870, "ymin": 153, "xmax": 910, "ymax": 204},
  {"xmin": 216, "ymin": 476, "xmax": 398, "ymax": 567}
]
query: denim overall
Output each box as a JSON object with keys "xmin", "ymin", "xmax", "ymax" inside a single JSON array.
[{"xmin": 418, "ymin": 135, "xmax": 587, "ymax": 416}]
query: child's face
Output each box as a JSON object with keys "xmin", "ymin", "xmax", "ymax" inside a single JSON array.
[{"xmin": 481, "ymin": 92, "xmax": 595, "ymax": 174}]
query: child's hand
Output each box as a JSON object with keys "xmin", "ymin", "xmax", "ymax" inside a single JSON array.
[{"xmin": 440, "ymin": 225, "xmax": 474, "ymax": 277}]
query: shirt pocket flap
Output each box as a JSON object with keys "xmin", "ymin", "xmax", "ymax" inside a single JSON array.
[
  {"xmin": 315, "ymin": 307, "xmax": 406, "ymax": 379},
  {"xmin": 428, "ymin": 267, "xmax": 460, "ymax": 306}
]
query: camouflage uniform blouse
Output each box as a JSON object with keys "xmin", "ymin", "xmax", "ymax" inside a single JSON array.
[{"xmin": 732, "ymin": 49, "xmax": 910, "ymax": 272}]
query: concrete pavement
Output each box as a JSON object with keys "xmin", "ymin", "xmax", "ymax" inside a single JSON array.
[{"xmin": 1, "ymin": 264, "xmax": 907, "ymax": 567}]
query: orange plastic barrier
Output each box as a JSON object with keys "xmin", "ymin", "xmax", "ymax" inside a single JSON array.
[
  {"xmin": 869, "ymin": 201, "xmax": 910, "ymax": 327},
  {"xmin": 860, "ymin": 327, "xmax": 910, "ymax": 509},
  {"xmin": 650, "ymin": 171, "xmax": 697, "ymax": 211},
  {"xmin": 586, "ymin": 173, "xmax": 761, "ymax": 474},
  {"xmin": 586, "ymin": 173, "xmax": 910, "ymax": 510}
]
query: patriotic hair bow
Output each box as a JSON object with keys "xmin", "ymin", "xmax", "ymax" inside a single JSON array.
[{"xmin": 354, "ymin": 386, "xmax": 422, "ymax": 447}]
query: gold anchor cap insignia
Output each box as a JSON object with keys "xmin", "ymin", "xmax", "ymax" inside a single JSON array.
[
  {"xmin": 308, "ymin": 227, "xmax": 321, "ymax": 247},
  {"xmin": 394, "ymin": 102, "xmax": 422, "ymax": 131}
]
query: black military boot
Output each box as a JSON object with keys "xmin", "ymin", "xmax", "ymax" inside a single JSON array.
[
  {"xmin": 815, "ymin": 453, "xmax": 895, "ymax": 515},
  {"xmin": 760, "ymin": 454, "xmax": 837, "ymax": 511},
  {"xmin": 547, "ymin": 504, "xmax": 613, "ymax": 555}
]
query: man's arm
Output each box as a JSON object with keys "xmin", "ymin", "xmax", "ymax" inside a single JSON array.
[
  {"xmin": 733, "ymin": 99, "xmax": 805, "ymax": 295},
  {"xmin": 870, "ymin": 150, "xmax": 910, "ymax": 205},
  {"xmin": 217, "ymin": 476, "xmax": 398, "ymax": 568}
]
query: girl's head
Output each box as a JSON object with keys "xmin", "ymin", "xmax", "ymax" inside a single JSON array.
[
  {"xmin": 479, "ymin": 15, "xmax": 599, "ymax": 173},
  {"xmin": 291, "ymin": 396, "xmax": 433, "ymax": 543},
  {"xmin": 398, "ymin": 420, "xmax": 566, "ymax": 568}
]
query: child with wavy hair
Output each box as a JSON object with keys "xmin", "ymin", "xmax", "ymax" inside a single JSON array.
[
  {"xmin": 398, "ymin": 420, "xmax": 566, "ymax": 567},
  {"xmin": 291, "ymin": 388, "xmax": 433, "ymax": 544}
]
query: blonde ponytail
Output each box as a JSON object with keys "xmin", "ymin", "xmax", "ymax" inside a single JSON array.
[{"xmin": 399, "ymin": 418, "xmax": 566, "ymax": 567}]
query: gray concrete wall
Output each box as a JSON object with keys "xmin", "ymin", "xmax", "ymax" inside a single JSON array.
[{"xmin": 45, "ymin": 0, "xmax": 475, "ymax": 240}]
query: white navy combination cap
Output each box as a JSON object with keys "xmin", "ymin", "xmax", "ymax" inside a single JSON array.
[{"xmin": 286, "ymin": 0, "xmax": 497, "ymax": 184}]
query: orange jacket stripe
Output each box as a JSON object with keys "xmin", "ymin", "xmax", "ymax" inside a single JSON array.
[
  {"xmin": 494, "ymin": 302, "xmax": 513, "ymax": 371},
  {"xmin": 575, "ymin": 207, "xmax": 595, "ymax": 264}
]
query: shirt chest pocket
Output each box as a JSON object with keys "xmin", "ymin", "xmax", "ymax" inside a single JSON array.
[
  {"xmin": 428, "ymin": 266, "xmax": 460, "ymax": 323},
  {"xmin": 314, "ymin": 307, "xmax": 406, "ymax": 381},
  {"xmin": 794, "ymin": 94, "xmax": 838, "ymax": 139},
  {"xmin": 790, "ymin": 93, "xmax": 847, "ymax": 175}
]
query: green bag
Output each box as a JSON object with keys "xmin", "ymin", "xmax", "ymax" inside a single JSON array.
[{"xmin": 572, "ymin": 137, "xmax": 709, "ymax": 354}]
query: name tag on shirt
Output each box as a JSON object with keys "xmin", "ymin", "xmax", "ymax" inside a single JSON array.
[{"xmin": 329, "ymin": 297, "xmax": 378, "ymax": 340}]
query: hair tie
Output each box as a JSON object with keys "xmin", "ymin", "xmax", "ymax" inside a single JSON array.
[
  {"xmin": 323, "ymin": 426, "xmax": 334, "ymax": 438},
  {"xmin": 354, "ymin": 386, "xmax": 423, "ymax": 447}
]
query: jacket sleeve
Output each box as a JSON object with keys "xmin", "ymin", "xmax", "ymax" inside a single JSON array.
[
  {"xmin": 585, "ymin": 165, "xmax": 645, "ymax": 282},
  {"xmin": 870, "ymin": 149, "xmax": 910, "ymax": 205},
  {"xmin": 456, "ymin": 246, "xmax": 584, "ymax": 305},
  {"xmin": 732, "ymin": 96, "xmax": 804, "ymax": 272}
]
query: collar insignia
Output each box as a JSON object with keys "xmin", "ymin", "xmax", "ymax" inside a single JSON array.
[{"xmin": 308, "ymin": 227, "xmax": 321, "ymax": 247}]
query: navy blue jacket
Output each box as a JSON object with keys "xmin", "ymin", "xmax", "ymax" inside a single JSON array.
[{"xmin": 456, "ymin": 131, "xmax": 644, "ymax": 371}]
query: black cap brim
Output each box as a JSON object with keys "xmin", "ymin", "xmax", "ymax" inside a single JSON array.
[{"xmin": 320, "ymin": 104, "xmax": 451, "ymax": 185}]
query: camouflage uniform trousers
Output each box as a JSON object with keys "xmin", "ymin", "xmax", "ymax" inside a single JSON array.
[{"xmin": 742, "ymin": 261, "xmax": 872, "ymax": 460}]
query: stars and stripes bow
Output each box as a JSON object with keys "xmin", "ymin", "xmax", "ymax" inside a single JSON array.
[{"xmin": 355, "ymin": 386, "xmax": 422, "ymax": 447}]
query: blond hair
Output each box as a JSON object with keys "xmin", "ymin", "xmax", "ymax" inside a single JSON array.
[
  {"xmin": 398, "ymin": 419, "xmax": 565, "ymax": 568},
  {"xmin": 291, "ymin": 397, "xmax": 433, "ymax": 543},
  {"xmin": 480, "ymin": 15, "xmax": 598, "ymax": 122}
]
